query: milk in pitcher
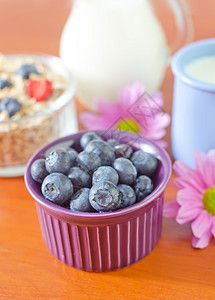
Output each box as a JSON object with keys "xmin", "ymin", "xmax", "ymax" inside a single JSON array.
[{"xmin": 60, "ymin": 0, "xmax": 169, "ymax": 108}]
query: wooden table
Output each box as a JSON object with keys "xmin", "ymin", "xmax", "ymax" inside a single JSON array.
[{"xmin": 0, "ymin": 1, "xmax": 215, "ymax": 299}]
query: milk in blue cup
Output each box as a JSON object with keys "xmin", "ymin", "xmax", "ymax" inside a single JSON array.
[{"xmin": 185, "ymin": 55, "xmax": 215, "ymax": 84}]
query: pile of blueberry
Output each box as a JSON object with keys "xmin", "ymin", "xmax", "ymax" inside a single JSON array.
[{"xmin": 30, "ymin": 132, "xmax": 158, "ymax": 213}]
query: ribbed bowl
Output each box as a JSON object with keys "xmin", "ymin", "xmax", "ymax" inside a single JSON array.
[{"xmin": 25, "ymin": 130, "xmax": 172, "ymax": 272}]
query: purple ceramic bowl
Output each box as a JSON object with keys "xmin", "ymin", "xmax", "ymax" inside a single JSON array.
[{"xmin": 25, "ymin": 130, "xmax": 172, "ymax": 272}]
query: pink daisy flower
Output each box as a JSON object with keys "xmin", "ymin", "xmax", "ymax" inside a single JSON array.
[
  {"xmin": 79, "ymin": 82, "xmax": 170, "ymax": 148},
  {"xmin": 163, "ymin": 150, "xmax": 215, "ymax": 249}
]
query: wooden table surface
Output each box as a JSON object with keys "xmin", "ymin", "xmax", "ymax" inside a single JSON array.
[{"xmin": 0, "ymin": 1, "xmax": 215, "ymax": 299}]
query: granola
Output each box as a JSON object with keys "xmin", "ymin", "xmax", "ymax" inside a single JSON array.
[{"xmin": 0, "ymin": 54, "xmax": 69, "ymax": 168}]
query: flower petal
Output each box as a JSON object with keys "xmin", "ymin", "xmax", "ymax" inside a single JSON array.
[
  {"xmin": 121, "ymin": 83, "xmax": 169, "ymax": 133},
  {"xmin": 173, "ymin": 177, "xmax": 185, "ymax": 189},
  {"xmin": 143, "ymin": 127, "xmax": 166, "ymax": 140},
  {"xmin": 191, "ymin": 210, "xmax": 213, "ymax": 238},
  {"xmin": 204, "ymin": 150, "xmax": 215, "ymax": 187},
  {"xmin": 163, "ymin": 201, "xmax": 180, "ymax": 218},
  {"xmin": 139, "ymin": 114, "xmax": 170, "ymax": 136},
  {"xmin": 173, "ymin": 160, "xmax": 193, "ymax": 177},
  {"xmin": 210, "ymin": 217, "xmax": 215, "ymax": 237},
  {"xmin": 194, "ymin": 151, "xmax": 208, "ymax": 174},
  {"xmin": 94, "ymin": 99, "xmax": 121, "ymax": 120},
  {"xmin": 150, "ymin": 90, "xmax": 164, "ymax": 109},
  {"xmin": 192, "ymin": 231, "xmax": 213, "ymax": 249},
  {"xmin": 177, "ymin": 188, "xmax": 203, "ymax": 206},
  {"xmin": 138, "ymin": 114, "xmax": 170, "ymax": 149},
  {"xmin": 148, "ymin": 113, "xmax": 170, "ymax": 130},
  {"xmin": 119, "ymin": 82, "xmax": 145, "ymax": 111},
  {"xmin": 176, "ymin": 203, "xmax": 202, "ymax": 224},
  {"xmin": 194, "ymin": 151, "xmax": 213, "ymax": 189},
  {"xmin": 140, "ymin": 125, "xmax": 160, "ymax": 138},
  {"xmin": 79, "ymin": 112, "xmax": 111, "ymax": 129},
  {"xmin": 142, "ymin": 114, "xmax": 170, "ymax": 140},
  {"xmin": 208, "ymin": 149, "xmax": 215, "ymax": 157},
  {"xmin": 173, "ymin": 172, "xmax": 206, "ymax": 194}
]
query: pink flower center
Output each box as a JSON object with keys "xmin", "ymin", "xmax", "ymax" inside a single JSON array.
[
  {"xmin": 202, "ymin": 187, "xmax": 215, "ymax": 216},
  {"xmin": 116, "ymin": 119, "xmax": 140, "ymax": 133}
]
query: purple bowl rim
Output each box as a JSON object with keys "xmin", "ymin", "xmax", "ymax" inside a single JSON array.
[{"xmin": 24, "ymin": 130, "xmax": 172, "ymax": 219}]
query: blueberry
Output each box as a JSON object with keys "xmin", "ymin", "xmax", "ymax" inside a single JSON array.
[
  {"xmin": 76, "ymin": 150, "xmax": 102, "ymax": 174},
  {"xmin": 114, "ymin": 143, "xmax": 133, "ymax": 159},
  {"xmin": 0, "ymin": 97, "xmax": 22, "ymax": 117},
  {"xmin": 85, "ymin": 140, "xmax": 115, "ymax": 166},
  {"xmin": 80, "ymin": 131, "xmax": 103, "ymax": 149},
  {"xmin": 17, "ymin": 64, "xmax": 39, "ymax": 79},
  {"xmin": 45, "ymin": 149, "xmax": 73, "ymax": 174},
  {"xmin": 54, "ymin": 147, "xmax": 77, "ymax": 167},
  {"xmin": 92, "ymin": 166, "xmax": 119, "ymax": 185},
  {"xmin": 107, "ymin": 139, "xmax": 120, "ymax": 148},
  {"xmin": 134, "ymin": 175, "xmax": 154, "ymax": 202},
  {"xmin": 131, "ymin": 150, "xmax": 158, "ymax": 177},
  {"xmin": 118, "ymin": 184, "xmax": 136, "ymax": 208},
  {"xmin": 113, "ymin": 157, "xmax": 137, "ymax": 185},
  {"xmin": 30, "ymin": 158, "xmax": 48, "ymax": 183},
  {"xmin": 89, "ymin": 181, "xmax": 121, "ymax": 212},
  {"xmin": 66, "ymin": 148, "xmax": 78, "ymax": 166},
  {"xmin": 0, "ymin": 79, "xmax": 12, "ymax": 89},
  {"xmin": 70, "ymin": 188, "xmax": 95, "ymax": 212},
  {"xmin": 68, "ymin": 167, "xmax": 91, "ymax": 189},
  {"xmin": 41, "ymin": 172, "xmax": 73, "ymax": 205}
]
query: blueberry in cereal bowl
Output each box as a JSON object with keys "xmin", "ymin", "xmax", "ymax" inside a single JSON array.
[
  {"xmin": 0, "ymin": 54, "xmax": 77, "ymax": 177},
  {"xmin": 25, "ymin": 130, "xmax": 171, "ymax": 272}
]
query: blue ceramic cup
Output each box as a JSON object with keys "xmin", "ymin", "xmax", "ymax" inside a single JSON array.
[{"xmin": 171, "ymin": 38, "xmax": 215, "ymax": 167}]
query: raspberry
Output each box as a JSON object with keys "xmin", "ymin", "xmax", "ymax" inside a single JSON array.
[{"xmin": 26, "ymin": 79, "xmax": 53, "ymax": 102}]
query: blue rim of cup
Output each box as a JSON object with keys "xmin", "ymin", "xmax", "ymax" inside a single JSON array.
[{"xmin": 171, "ymin": 38, "xmax": 215, "ymax": 92}]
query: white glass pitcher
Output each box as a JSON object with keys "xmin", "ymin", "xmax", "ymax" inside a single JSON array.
[{"xmin": 60, "ymin": 0, "xmax": 192, "ymax": 109}]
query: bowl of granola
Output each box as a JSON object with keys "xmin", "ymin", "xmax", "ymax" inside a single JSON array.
[{"xmin": 0, "ymin": 54, "xmax": 77, "ymax": 177}]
